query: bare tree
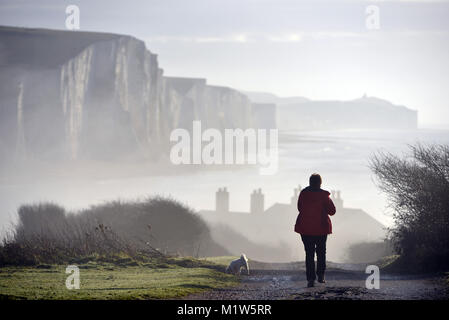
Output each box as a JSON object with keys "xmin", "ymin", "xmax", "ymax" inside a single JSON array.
[{"xmin": 369, "ymin": 144, "xmax": 449, "ymax": 271}]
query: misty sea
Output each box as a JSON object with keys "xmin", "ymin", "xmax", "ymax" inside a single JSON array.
[{"xmin": 1, "ymin": 128, "xmax": 448, "ymax": 233}]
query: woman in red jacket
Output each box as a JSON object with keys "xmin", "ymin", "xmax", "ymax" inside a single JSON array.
[{"xmin": 295, "ymin": 173, "xmax": 336, "ymax": 287}]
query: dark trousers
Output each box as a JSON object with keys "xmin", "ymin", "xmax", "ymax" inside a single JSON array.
[{"xmin": 301, "ymin": 235, "xmax": 328, "ymax": 281}]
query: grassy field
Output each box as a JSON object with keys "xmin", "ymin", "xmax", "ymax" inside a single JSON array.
[{"xmin": 0, "ymin": 256, "xmax": 239, "ymax": 300}]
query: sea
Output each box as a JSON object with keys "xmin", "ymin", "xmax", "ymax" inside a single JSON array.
[{"xmin": 1, "ymin": 128, "xmax": 448, "ymax": 233}]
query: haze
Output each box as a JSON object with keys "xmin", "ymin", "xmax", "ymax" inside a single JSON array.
[
  {"xmin": 1, "ymin": 0, "xmax": 449, "ymax": 127},
  {"xmin": 1, "ymin": 0, "xmax": 449, "ymax": 262}
]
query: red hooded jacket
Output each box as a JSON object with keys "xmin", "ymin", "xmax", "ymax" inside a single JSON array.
[{"xmin": 294, "ymin": 187, "xmax": 336, "ymax": 235}]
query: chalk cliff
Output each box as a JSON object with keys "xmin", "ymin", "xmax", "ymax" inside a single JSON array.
[
  {"xmin": 0, "ymin": 27, "xmax": 263, "ymax": 165},
  {"xmin": 245, "ymin": 91, "xmax": 418, "ymax": 131},
  {"xmin": 0, "ymin": 26, "xmax": 417, "ymax": 167},
  {"xmin": 277, "ymin": 96, "xmax": 418, "ymax": 131}
]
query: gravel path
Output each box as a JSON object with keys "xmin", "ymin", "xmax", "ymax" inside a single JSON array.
[{"xmin": 186, "ymin": 262, "xmax": 448, "ymax": 300}]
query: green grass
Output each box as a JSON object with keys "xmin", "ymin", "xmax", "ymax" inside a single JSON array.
[
  {"xmin": 203, "ymin": 256, "xmax": 238, "ymax": 267},
  {"xmin": 0, "ymin": 258, "xmax": 239, "ymax": 300},
  {"xmin": 377, "ymin": 254, "xmax": 449, "ymax": 274},
  {"xmin": 376, "ymin": 255, "xmax": 401, "ymax": 271},
  {"xmin": 377, "ymin": 255, "xmax": 421, "ymax": 274}
]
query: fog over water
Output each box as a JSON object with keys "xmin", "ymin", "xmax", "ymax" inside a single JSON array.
[{"xmin": 1, "ymin": 128, "xmax": 448, "ymax": 233}]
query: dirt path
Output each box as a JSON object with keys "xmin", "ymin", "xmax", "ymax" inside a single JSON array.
[{"xmin": 187, "ymin": 262, "xmax": 448, "ymax": 300}]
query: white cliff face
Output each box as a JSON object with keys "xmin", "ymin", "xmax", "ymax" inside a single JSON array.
[
  {"xmin": 0, "ymin": 29, "xmax": 259, "ymax": 163},
  {"xmin": 60, "ymin": 46, "xmax": 93, "ymax": 159},
  {"xmin": 15, "ymin": 82, "xmax": 26, "ymax": 159},
  {"xmin": 57, "ymin": 36, "xmax": 160, "ymax": 160},
  {"xmin": 114, "ymin": 39, "xmax": 130, "ymax": 113},
  {"xmin": 164, "ymin": 77, "xmax": 254, "ymax": 132},
  {"xmin": 143, "ymin": 51, "xmax": 156, "ymax": 145}
]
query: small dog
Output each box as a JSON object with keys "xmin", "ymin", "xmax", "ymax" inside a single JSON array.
[{"xmin": 226, "ymin": 254, "xmax": 250, "ymax": 275}]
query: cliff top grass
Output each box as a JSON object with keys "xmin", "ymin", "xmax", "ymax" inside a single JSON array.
[
  {"xmin": 0, "ymin": 256, "xmax": 239, "ymax": 300},
  {"xmin": 65, "ymin": 253, "xmax": 235, "ymax": 270}
]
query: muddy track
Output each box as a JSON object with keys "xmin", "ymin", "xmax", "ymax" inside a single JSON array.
[{"xmin": 187, "ymin": 262, "xmax": 449, "ymax": 300}]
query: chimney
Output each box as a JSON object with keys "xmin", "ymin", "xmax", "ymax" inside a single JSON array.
[
  {"xmin": 290, "ymin": 185, "xmax": 301, "ymax": 207},
  {"xmin": 216, "ymin": 187, "xmax": 229, "ymax": 213},
  {"xmin": 331, "ymin": 190, "xmax": 343, "ymax": 210},
  {"xmin": 250, "ymin": 188, "xmax": 264, "ymax": 214}
]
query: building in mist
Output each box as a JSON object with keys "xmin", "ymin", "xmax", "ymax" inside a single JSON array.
[
  {"xmin": 214, "ymin": 185, "xmax": 343, "ymax": 216},
  {"xmin": 200, "ymin": 186, "xmax": 386, "ymax": 262},
  {"xmin": 216, "ymin": 187, "xmax": 229, "ymax": 214},
  {"xmin": 250, "ymin": 188, "xmax": 264, "ymax": 214},
  {"xmin": 331, "ymin": 190, "xmax": 343, "ymax": 210},
  {"xmin": 290, "ymin": 185, "xmax": 301, "ymax": 207}
]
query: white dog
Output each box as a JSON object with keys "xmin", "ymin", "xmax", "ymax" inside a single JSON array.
[{"xmin": 226, "ymin": 254, "xmax": 250, "ymax": 275}]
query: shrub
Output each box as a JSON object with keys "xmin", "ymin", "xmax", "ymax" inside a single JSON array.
[
  {"xmin": 370, "ymin": 144, "xmax": 449, "ymax": 272},
  {"xmin": 0, "ymin": 197, "xmax": 228, "ymax": 266},
  {"xmin": 345, "ymin": 241, "xmax": 393, "ymax": 264}
]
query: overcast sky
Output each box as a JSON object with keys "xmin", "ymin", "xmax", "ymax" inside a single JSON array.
[{"xmin": 1, "ymin": 0, "xmax": 448, "ymax": 127}]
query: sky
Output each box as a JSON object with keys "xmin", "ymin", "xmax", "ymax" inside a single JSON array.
[{"xmin": 1, "ymin": 0, "xmax": 448, "ymax": 127}]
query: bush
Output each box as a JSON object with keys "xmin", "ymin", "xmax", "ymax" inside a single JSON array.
[
  {"xmin": 0, "ymin": 197, "xmax": 229, "ymax": 266},
  {"xmin": 345, "ymin": 241, "xmax": 393, "ymax": 264},
  {"xmin": 370, "ymin": 144, "xmax": 449, "ymax": 272},
  {"xmin": 0, "ymin": 204, "xmax": 140, "ymax": 266},
  {"xmin": 79, "ymin": 196, "xmax": 228, "ymax": 257}
]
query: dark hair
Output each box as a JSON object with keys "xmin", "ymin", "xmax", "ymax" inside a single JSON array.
[{"xmin": 309, "ymin": 173, "xmax": 322, "ymax": 189}]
